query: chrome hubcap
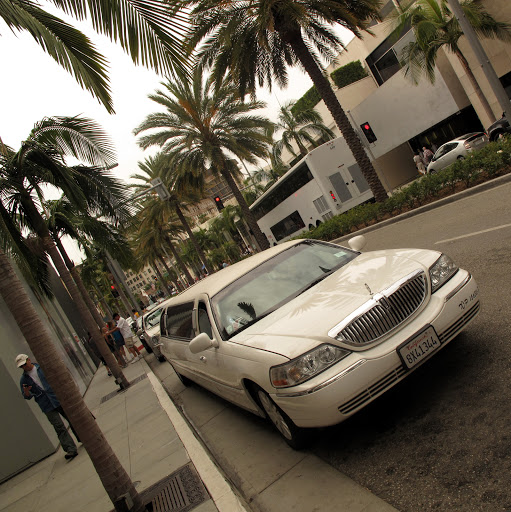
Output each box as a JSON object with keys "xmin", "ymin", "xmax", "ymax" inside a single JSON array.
[{"xmin": 259, "ymin": 391, "xmax": 293, "ymax": 440}]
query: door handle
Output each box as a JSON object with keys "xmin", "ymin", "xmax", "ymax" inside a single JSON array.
[{"xmin": 199, "ymin": 356, "xmax": 207, "ymax": 363}]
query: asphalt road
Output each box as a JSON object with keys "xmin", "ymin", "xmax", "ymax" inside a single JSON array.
[{"xmin": 310, "ymin": 181, "xmax": 511, "ymax": 511}]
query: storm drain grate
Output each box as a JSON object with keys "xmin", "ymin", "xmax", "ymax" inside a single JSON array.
[
  {"xmin": 100, "ymin": 374, "xmax": 148, "ymax": 404},
  {"xmin": 140, "ymin": 463, "xmax": 209, "ymax": 512}
]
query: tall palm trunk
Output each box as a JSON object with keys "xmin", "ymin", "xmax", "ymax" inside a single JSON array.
[
  {"xmin": 219, "ymin": 167, "xmax": 269, "ymax": 251},
  {"xmin": 175, "ymin": 204, "xmax": 213, "ymax": 274},
  {"xmin": 53, "ymin": 234, "xmax": 105, "ymax": 328},
  {"xmin": 281, "ymin": 28, "xmax": 389, "ymax": 204},
  {"xmin": 455, "ymin": 49, "xmax": 496, "ymax": 123},
  {"xmin": 0, "ymin": 248, "xmax": 144, "ymax": 511},
  {"xmin": 20, "ymin": 192, "xmax": 129, "ymax": 389},
  {"xmin": 153, "ymin": 261, "xmax": 173, "ymax": 294},
  {"xmin": 164, "ymin": 236, "xmax": 193, "ymax": 284}
]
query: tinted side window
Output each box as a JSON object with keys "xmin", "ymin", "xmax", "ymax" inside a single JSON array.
[
  {"xmin": 198, "ymin": 302, "xmax": 213, "ymax": 339},
  {"xmin": 164, "ymin": 303, "xmax": 195, "ymax": 341}
]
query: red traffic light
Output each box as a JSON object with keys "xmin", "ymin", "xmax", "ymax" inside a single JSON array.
[
  {"xmin": 360, "ymin": 122, "xmax": 377, "ymax": 143},
  {"xmin": 213, "ymin": 195, "xmax": 224, "ymax": 211}
]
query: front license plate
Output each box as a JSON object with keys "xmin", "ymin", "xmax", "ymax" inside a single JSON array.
[{"xmin": 398, "ymin": 326, "xmax": 441, "ymax": 370}]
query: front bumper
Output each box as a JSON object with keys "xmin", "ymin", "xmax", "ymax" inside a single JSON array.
[{"xmin": 273, "ymin": 270, "xmax": 480, "ymax": 428}]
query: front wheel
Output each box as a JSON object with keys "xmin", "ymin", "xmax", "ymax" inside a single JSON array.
[
  {"xmin": 457, "ymin": 155, "xmax": 465, "ymax": 160},
  {"xmin": 257, "ymin": 388, "xmax": 308, "ymax": 449}
]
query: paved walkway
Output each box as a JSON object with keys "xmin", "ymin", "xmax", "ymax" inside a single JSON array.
[{"xmin": 0, "ymin": 357, "xmax": 246, "ymax": 512}]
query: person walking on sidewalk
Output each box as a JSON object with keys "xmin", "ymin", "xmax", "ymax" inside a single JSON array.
[
  {"xmin": 110, "ymin": 313, "xmax": 141, "ymax": 363},
  {"xmin": 16, "ymin": 354, "xmax": 79, "ymax": 460}
]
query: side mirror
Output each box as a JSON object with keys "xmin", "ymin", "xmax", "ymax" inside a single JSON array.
[
  {"xmin": 348, "ymin": 235, "xmax": 366, "ymax": 252},
  {"xmin": 189, "ymin": 332, "xmax": 219, "ymax": 354}
]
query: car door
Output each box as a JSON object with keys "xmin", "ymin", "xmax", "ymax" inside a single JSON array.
[
  {"xmin": 433, "ymin": 142, "xmax": 459, "ymax": 170},
  {"xmin": 194, "ymin": 296, "xmax": 259, "ymax": 411}
]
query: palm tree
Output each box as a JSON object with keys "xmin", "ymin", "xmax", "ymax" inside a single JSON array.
[
  {"xmin": 131, "ymin": 153, "xmax": 213, "ymax": 274},
  {"xmin": 133, "ymin": 68, "xmax": 274, "ymax": 251},
  {"xmin": 2, "ymin": 0, "xmax": 189, "ymax": 112},
  {"xmin": 134, "ymin": 201, "xmax": 194, "ymax": 284},
  {"xmin": 0, "ymin": 117, "xmax": 147, "ymax": 510},
  {"xmin": 393, "ymin": 0, "xmax": 511, "ymax": 123},
  {"xmin": 272, "ymin": 101, "xmax": 335, "ymax": 162},
  {"xmin": 187, "ymin": 0, "xmax": 389, "ymax": 203}
]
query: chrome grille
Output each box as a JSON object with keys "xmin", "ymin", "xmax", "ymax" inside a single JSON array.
[{"xmin": 334, "ymin": 271, "xmax": 427, "ymax": 346}]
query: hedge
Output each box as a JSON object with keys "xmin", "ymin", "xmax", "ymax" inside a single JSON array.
[
  {"xmin": 330, "ymin": 60, "xmax": 368, "ymax": 89},
  {"xmin": 291, "ymin": 86, "xmax": 322, "ymax": 115}
]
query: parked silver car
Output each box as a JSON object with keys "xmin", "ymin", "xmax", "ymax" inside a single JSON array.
[
  {"xmin": 426, "ymin": 132, "xmax": 488, "ymax": 174},
  {"xmin": 136, "ymin": 308, "xmax": 167, "ymax": 362}
]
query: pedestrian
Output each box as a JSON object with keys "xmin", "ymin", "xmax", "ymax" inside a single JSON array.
[
  {"xmin": 16, "ymin": 354, "xmax": 79, "ymax": 460},
  {"xmin": 110, "ymin": 313, "xmax": 141, "ymax": 363},
  {"xmin": 422, "ymin": 146, "xmax": 434, "ymax": 165},
  {"xmin": 102, "ymin": 325, "xmax": 127, "ymax": 369},
  {"xmin": 132, "ymin": 308, "xmax": 140, "ymax": 319},
  {"xmin": 108, "ymin": 321, "xmax": 128, "ymax": 365},
  {"xmin": 413, "ymin": 152, "xmax": 426, "ymax": 175}
]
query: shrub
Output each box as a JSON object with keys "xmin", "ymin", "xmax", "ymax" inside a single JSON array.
[
  {"xmin": 291, "ymin": 86, "xmax": 322, "ymax": 115},
  {"xmin": 330, "ymin": 61, "xmax": 369, "ymax": 89}
]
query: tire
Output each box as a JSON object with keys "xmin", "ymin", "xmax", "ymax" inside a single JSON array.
[
  {"xmin": 457, "ymin": 155, "xmax": 465, "ymax": 160},
  {"xmin": 256, "ymin": 388, "xmax": 308, "ymax": 449},
  {"xmin": 157, "ymin": 354, "xmax": 166, "ymax": 363},
  {"xmin": 429, "ymin": 169, "xmax": 436, "ymax": 174},
  {"xmin": 139, "ymin": 336, "xmax": 153, "ymax": 354}
]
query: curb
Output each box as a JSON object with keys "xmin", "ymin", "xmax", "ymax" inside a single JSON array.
[
  {"xmin": 141, "ymin": 359, "xmax": 249, "ymax": 512},
  {"xmin": 334, "ymin": 172, "xmax": 511, "ymax": 243}
]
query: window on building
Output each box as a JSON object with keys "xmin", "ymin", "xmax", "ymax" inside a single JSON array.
[
  {"xmin": 252, "ymin": 163, "xmax": 314, "ymax": 220},
  {"xmin": 366, "ymin": 25, "xmax": 413, "ymax": 86},
  {"xmin": 270, "ymin": 211, "xmax": 306, "ymax": 241}
]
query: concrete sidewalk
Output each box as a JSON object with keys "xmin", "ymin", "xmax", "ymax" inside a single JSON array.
[{"xmin": 0, "ymin": 357, "xmax": 247, "ymax": 512}]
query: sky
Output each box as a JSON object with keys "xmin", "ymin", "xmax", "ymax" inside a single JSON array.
[{"xmin": 0, "ymin": 2, "xmax": 353, "ymax": 260}]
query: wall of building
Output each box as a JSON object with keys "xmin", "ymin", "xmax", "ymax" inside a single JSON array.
[{"xmin": 0, "ymin": 262, "xmax": 94, "ymax": 481}]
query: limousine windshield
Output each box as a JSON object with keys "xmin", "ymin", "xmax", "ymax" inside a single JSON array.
[{"xmin": 211, "ymin": 241, "xmax": 358, "ymax": 339}]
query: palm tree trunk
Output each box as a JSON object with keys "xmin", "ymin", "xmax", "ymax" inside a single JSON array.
[
  {"xmin": 164, "ymin": 237, "xmax": 193, "ymax": 284},
  {"xmin": 53, "ymin": 233, "xmax": 106, "ymax": 328},
  {"xmin": 20, "ymin": 193, "xmax": 129, "ymax": 389},
  {"xmin": 175, "ymin": 205, "xmax": 213, "ymax": 274},
  {"xmin": 219, "ymin": 167, "xmax": 270, "ymax": 251},
  {"xmin": 0, "ymin": 248, "xmax": 144, "ymax": 512},
  {"xmin": 455, "ymin": 49, "xmax": 496, "ymax": 123},
  {"xmin": 153, "ymin": 261, "xmax": 173, "ymax": 294},
  {"xmin": 283, "ymin": 30, "xmax": 388, "ymax": 203}
]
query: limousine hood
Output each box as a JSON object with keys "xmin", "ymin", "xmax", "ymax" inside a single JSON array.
[{"xmin": 232, "ymin": 249, "xmax": 439, "ymax": 360}]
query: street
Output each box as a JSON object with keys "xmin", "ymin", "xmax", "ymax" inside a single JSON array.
[
  {"xmin": 152, "ymin": 181, "xmax": 511, "ymax": 512},
  {"xmin": 313, "ymin": 181, "xmax": 511, "ymax": 511}
]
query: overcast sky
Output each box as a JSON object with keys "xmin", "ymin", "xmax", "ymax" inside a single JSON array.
[{"xmin": 0, "ymin": 3, "xmax": 353, "ymax": 260}]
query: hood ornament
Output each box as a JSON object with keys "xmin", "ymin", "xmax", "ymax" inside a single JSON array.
[{"xmin": 365, "ymin": 283, "xmax": 373, "ymax": 296}]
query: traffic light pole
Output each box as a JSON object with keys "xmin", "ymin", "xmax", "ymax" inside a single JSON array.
[
  {"xmin": 105, "ymin": 251, "xmax": 142, "ymax": 316},
  {"xmin": 347, "ymin": 110, "xmax": 393, "ymax": 195}
]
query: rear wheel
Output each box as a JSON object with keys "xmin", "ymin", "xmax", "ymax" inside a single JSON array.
[
  {"xmin": 457, "ymin": 155, "xmax": 465, "ymax": 160},
  {"xmin": 256, "ymin": 388, "xmax": 308, "ymax": 449}
]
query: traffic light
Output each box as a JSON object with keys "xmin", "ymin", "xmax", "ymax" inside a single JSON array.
[
  {"xmin": 214, "ymin": 195, "xmax": 224, "ymax": 211},
  {"xmin": 110, "ymin": 285, "xmax": 119, "ymax": 298},
  {"xmin": 330, "ymin": 190, "xmax": 337, "ymax": 202},
  {"xmin": 360, "ymin": 122, "xmax": 377, "ymax": 143}
]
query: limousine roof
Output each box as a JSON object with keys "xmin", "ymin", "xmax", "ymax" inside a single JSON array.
[{"xmin": 166, "ymin": 239, "xmax": 306, "ymax": 304}]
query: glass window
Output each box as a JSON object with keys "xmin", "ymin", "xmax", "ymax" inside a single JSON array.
[
  {"xmin": 164, "ymin": 303, "xmax": 195, "ymax": 341},
  {"xmin": 197, "ymin": 302, "xmax": 213, "ymax": 338},
  {"xmin": 251, "ymin": 163, "xmax": 314, "ymax": 220},
  {"xmin": 270, "ymin": 211, "xmax": 305, "ymax": 241},
  {"xmin": 211, "ymin": 241, "xmax": 358, "ymax": 339}
]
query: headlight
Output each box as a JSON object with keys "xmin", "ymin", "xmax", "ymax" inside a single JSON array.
[
  {"xmin": 151, "ymin": 335, "xmax": 160, "ymax": 346},
  {"xmin": 429, "ymin": 254, "xmax": 458, "ymax": 293},
  {"xmin": 270, "ymin": 345, "xmax": 351, "ymax": 388}
]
